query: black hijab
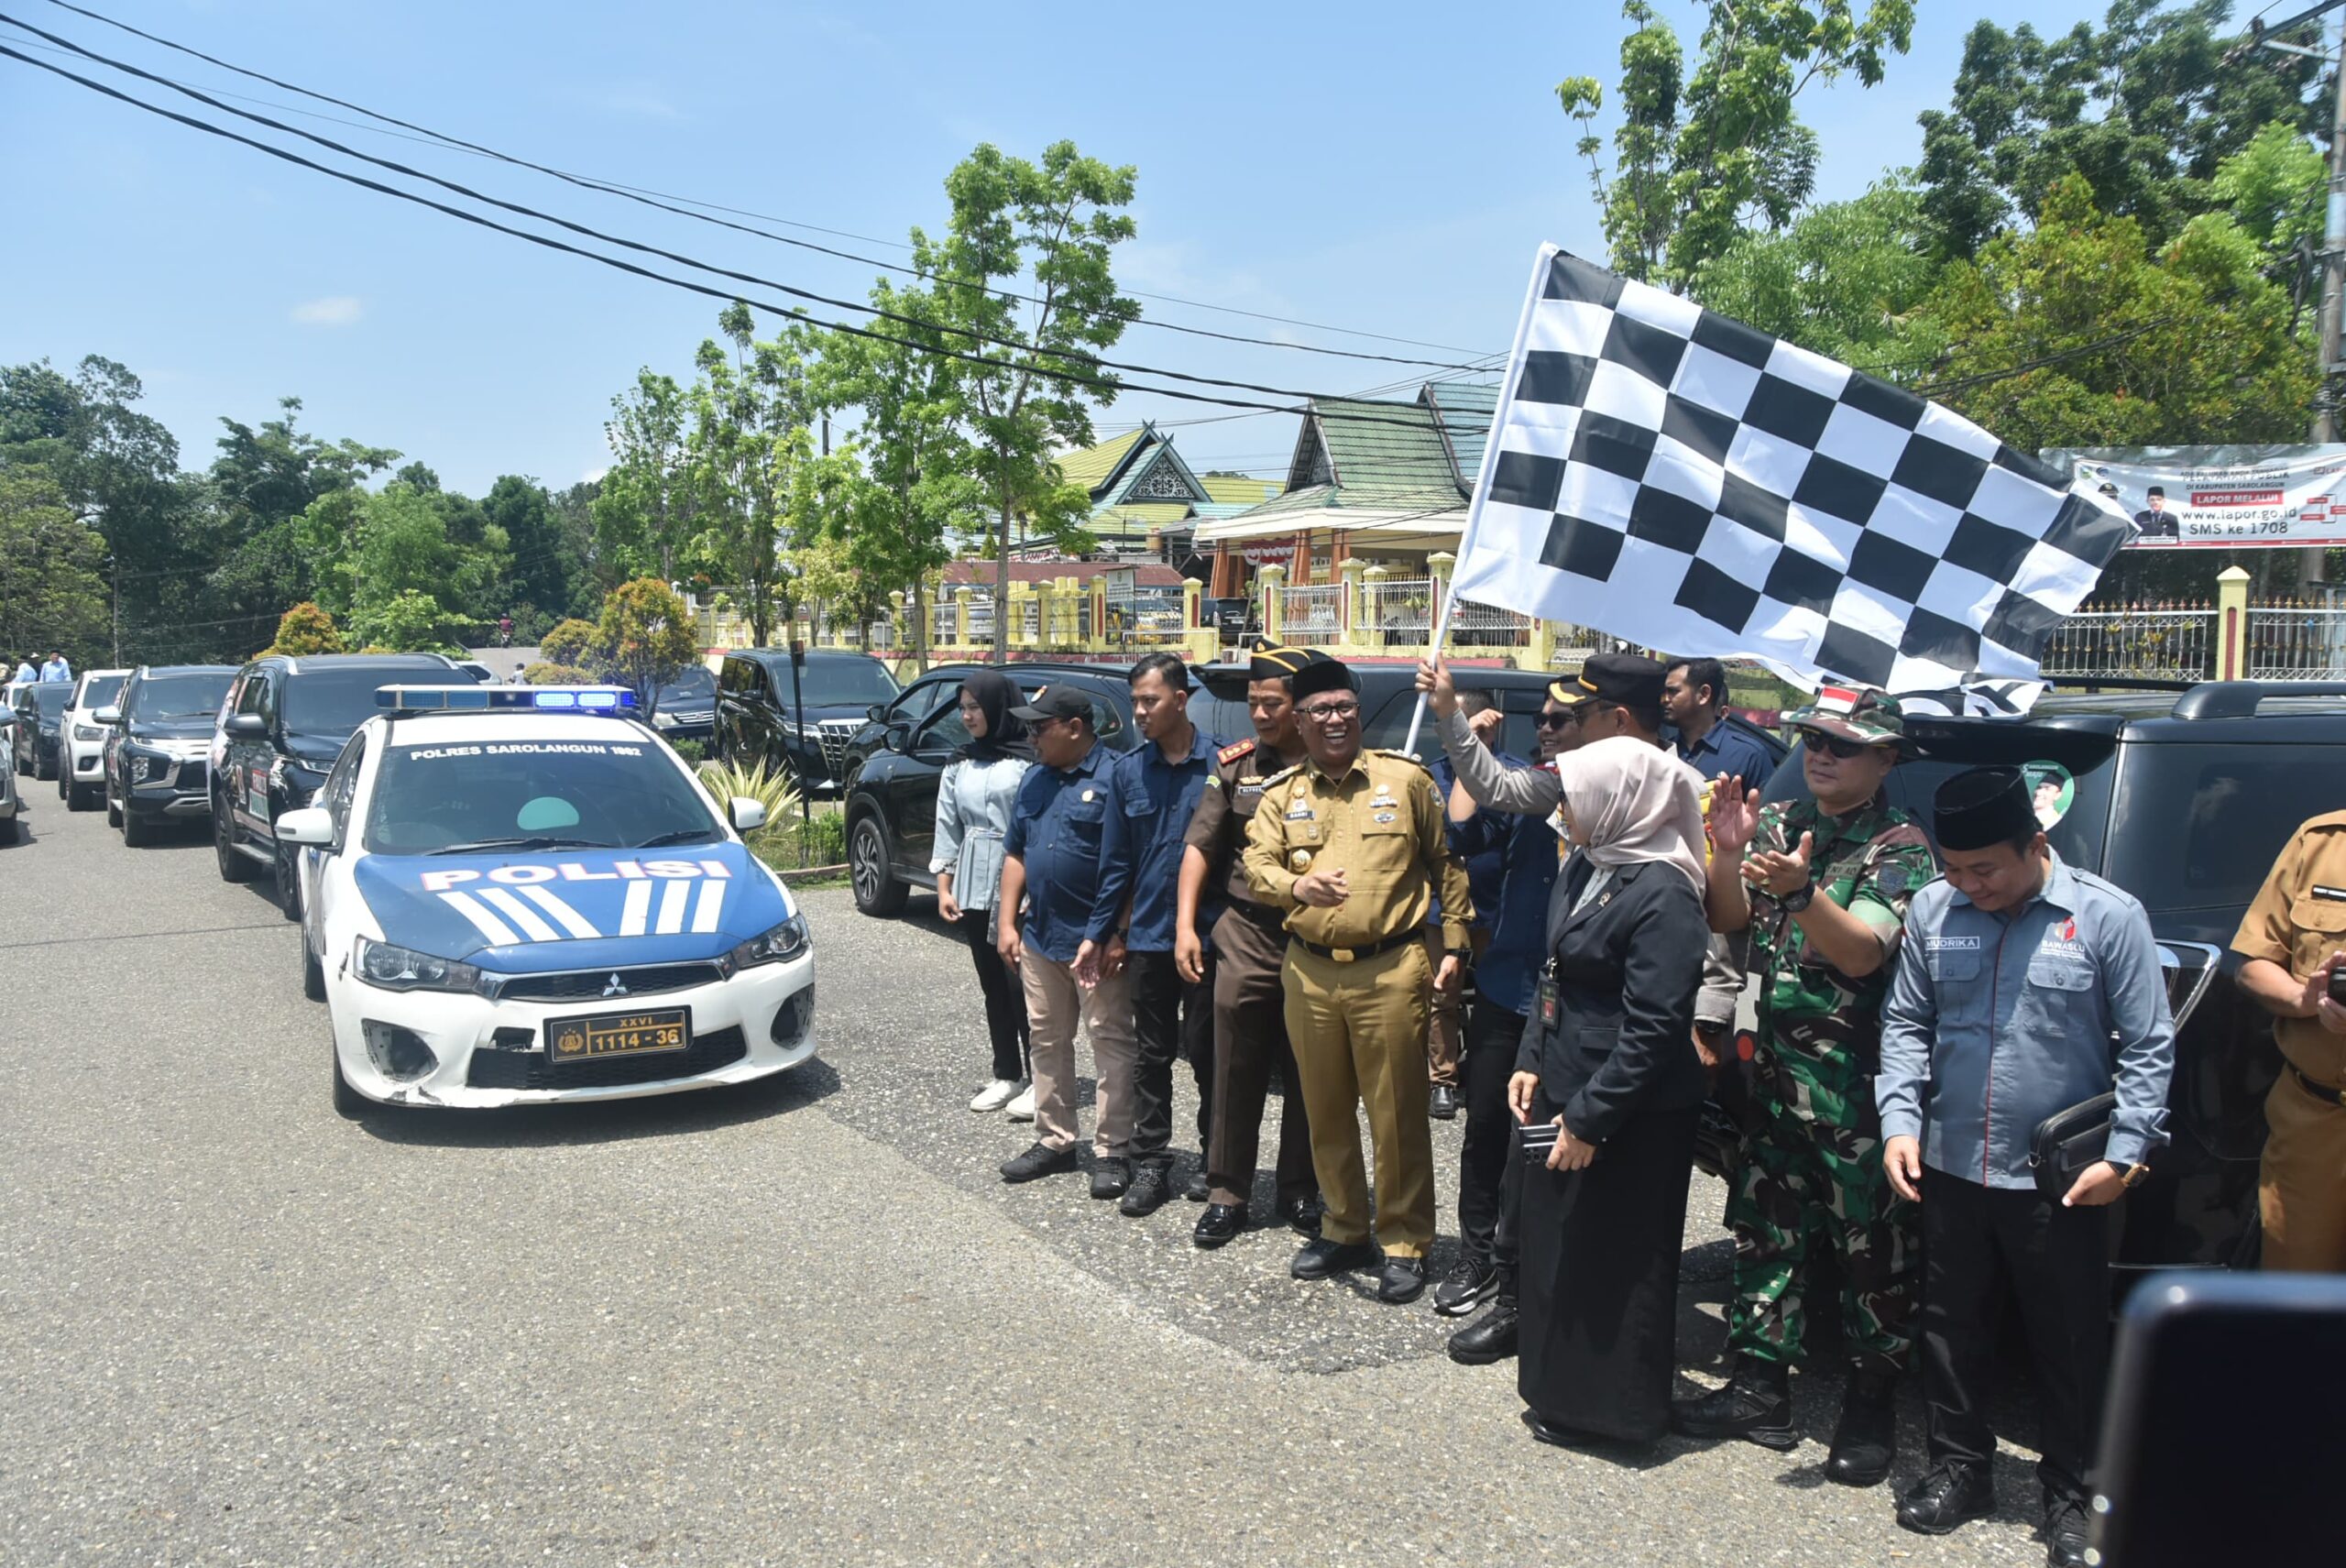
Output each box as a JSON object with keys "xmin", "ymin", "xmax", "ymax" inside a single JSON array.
[{"xmin": 959, "ymin": 668, "xmax": 1036, "ymax": 763}]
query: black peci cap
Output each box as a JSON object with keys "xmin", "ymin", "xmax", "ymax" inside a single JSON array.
[
  {"xmin": 1288, "ymin": 656, "xmax": 1356, "ymax": 703},
  {"xmin": 1009, "ymin": 685, "xmax": 1095, "ymax": 725},
  {"xmin": 1549, "ymin": 651, "xmax": 1666, "ymax": 710},
  {"xmin": 1248, "ymin": 642, "xmax": 1332, "ymax": 682},
  {"xmin": 1935, "ymin": 766, "xmax": 2041, "ymax": 851}
]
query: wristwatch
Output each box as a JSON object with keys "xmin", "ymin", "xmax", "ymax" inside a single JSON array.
[
  {"xmin": 2119, "ymin": 1161, "xmax": 2151, "ymax": 1190},
  {"xmin": 1778, "ymin": 879, "xmax": 1815, "ymax": 913}
]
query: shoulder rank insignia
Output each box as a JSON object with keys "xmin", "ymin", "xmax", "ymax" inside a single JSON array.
[
  {"xmin": 1371, "ymin": 748, "xmax": 1431, "ymax": 773},
  {"xmin": 1218, "ymin": 738, "xmax": 1257, "ymax": 766},
  {"xmin": 1257, "ymin": 762, "xmax": 1302, "ymax": 788}
]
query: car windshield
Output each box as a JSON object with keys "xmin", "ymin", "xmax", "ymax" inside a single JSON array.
[
  {"xmin": 284, "ymin": 667, "xmax": 442, "ymax": 735},
  {"xmin": 365, "ymin": 731, "xmax": 723, "ymax": 854},
  {"xmin": 795, "ymin": 661, "xmax": 899, "ymax": 706},
  {"xmin": 658, "ymin": 667, "xmax": 717, "ymax": 707},
  {"xmin": 126, "ymin": 670, "xmax": 234, "ymax": 721},
  {"xmin": 28, "ymin": 685, "xmax": 71, "ymax": 717},
  {"xmin": 78, "ymin": 673, "xmax": 125, "ymax": 708}
]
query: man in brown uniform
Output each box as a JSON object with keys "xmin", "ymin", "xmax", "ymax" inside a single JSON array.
[
  {"xmin": 1176, "ymin": 644, "xmax": 1323, "ymax": 1248},
  {"xmin": 1243, "ymin": 655, "xmax": 1473, "ymax": 1303},
  {"xmin": 2231, "ymin": 808, "xmax": 2346, "ymax": 1272}
]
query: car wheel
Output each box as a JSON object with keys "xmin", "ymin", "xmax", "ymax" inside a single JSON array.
[
  {"xmin": 302, "ymin": 935, "xmax": 326, "ymax": 1002},
  {"xmin": 214, "ymin": 799, "xmax": 258, "ymax": 882},
  {"xmin": 330, "ymin": 1029, "xmax": 366, "ymax": 1118},
  {"xmin": 121, "ymin": 805, "xmax": 152, "ymax": 848},
  {"xmin": 11, "ymin": 747, "xmax": 24, "ymax": 777},
  {"xmin": 849, "ymin": 813, "xmax": 907, "ymax": 916},
  {"xmin": 104, "ymin": 788, "xmax": 121, "ymax": 827},
  {"xmin": 34, "ymin": 751, "xmax": 54, "ymax": 782},
  {"xmin": 274, "ymin": 840, "xmax": 302, "ymax": 921},
  {"xmin": 0, "ymin": 815, "xmax": 18, "ymax": 847},
  {"xmin": 66, "ymin": 780, "xmax": 91, "ymax": 812}
]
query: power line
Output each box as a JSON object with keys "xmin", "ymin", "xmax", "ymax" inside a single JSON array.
[{"xmin": 27, "ymin": 0, "xmax": 1496, "ymax": 364}]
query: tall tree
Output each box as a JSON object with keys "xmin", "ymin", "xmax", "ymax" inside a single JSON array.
[
  {"xmin": 915, "ymin": 140, "xmax": 1137, "ymax": 661},
  {"xmin": 482, "ymin": 475, "xmax": 580, "ymax": 632},
  {"xmin": 1558, "ymin": 0, "xmax": 1915, "ymax": 290},
  {"xmin": 689, "ymin": 302, "xmax": 828, "ymax": 648},
  {"xmin": 1693, "ymin": 179, "xmax": 1949, "ymax": 369},
  {"xmin": 0, "ymin": 470, "xmax": 109, "ymax": 663},
  {"xmin": 595, "ymin": 371, "xmax": 694, "ymax": 583}
]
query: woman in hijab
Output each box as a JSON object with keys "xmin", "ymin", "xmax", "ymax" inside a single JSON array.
[
  {"xmin": 934, "ymin": 668, "xmax": 1039, "ymax": 1114},
  {"xmin": 1507, "ymin": 735, "xmax": 1711, "ymax": 1448}
]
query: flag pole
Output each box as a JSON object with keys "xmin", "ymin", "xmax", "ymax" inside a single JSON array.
[{"xmin": 1401, "ymin": 242, "xmax": 1558, "ymax": 758}]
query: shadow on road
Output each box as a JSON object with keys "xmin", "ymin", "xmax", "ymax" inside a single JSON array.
[{"xmin": 355, "ymin": 1056, "xmax": 843, "ymax": 1149}]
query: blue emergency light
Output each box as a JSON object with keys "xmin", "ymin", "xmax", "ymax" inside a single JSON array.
[{"xmin": 373, "ymin": 685, "xmax": 640, "ymax": 714}]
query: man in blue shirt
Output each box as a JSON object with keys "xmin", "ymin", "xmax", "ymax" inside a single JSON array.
[
  {"xmin": 1877, "ymin": 767, "xmax": 2175, "ymax": 1565},
  {"xmin": 996, "ymin": 685, "xmax": 1139, "ymax": 1195},
  {"xmin": 39, "ymin": 652, "xmax": 72, "ymax": 684},
  {"xmin": 11, "ymin": 656, "xmax": 36, "ymax": 685},
  {"xmin": 1084, "ymin": 653, "xmax": 1221, "ymax": 1217},
  {"xmin": 1662, "ymin": 656, "xmax": 1775, "ymax": 795}
]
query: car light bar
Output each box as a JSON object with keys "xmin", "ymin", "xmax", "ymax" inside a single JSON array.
[{"xmin": 374, "ymin": 685, "xmax": 640, "ymax": 713}]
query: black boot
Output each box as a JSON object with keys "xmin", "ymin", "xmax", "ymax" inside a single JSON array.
[
  {"xmin": 1824, "ymin": 1370, "xmax": 1898, "ymax": 1486},
  {"xmin": 1447, "ymin": 1277, "xmax": 1519, "ymax": 1365},
  {"xmin": 1670, "ymin": 1356, "xmax": 1797, "ymax": 1450}
]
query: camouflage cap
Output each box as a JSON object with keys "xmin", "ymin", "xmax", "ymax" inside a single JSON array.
[{"xmin": 1786, "ymin": 684, "xmax": 1908, "ymax": 751}]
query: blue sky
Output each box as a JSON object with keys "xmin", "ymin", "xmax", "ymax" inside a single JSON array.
[{"xmin": 3, "ymin": 0, "xmax": 2116, "ymax": 496}]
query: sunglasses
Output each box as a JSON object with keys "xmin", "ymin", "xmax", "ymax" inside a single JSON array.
[
  {"xmin": 1535, "ymin": 708, "xmax": 1580, "ymax": 729},
  {"xmin": 1801, "ymin": 730, "xmax": 1874, "ymax": 761}
]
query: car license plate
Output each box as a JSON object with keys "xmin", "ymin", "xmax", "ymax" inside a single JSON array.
[{"xmin": 545, "ymin": 1007, "xmax": 690, "ymax": 1063}]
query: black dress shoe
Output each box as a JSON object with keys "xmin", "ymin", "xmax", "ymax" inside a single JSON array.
[
  {"xmin": 1521, "ymin": 1409, "xmax": 1597, "ymax": 1449},
  {"xmin": 1432, "ymin": 1255, "xmax": 1498, "ymax": 1316},
  {"xmin": 1119, "ymin": 1161, "xmax": 1173, "ymax": 1216},
  {"xmin": 1000, "ymin": 1142, "xmax": 1078, "ymax": 1183},
  {"xmin": 1191, "ymin": 1202, "xmax": 1248, "ymax": 1248},
  {"xmin": 1089, "ymin": 1157, "xmax": 1133, "ymax": 1201},
  {"xmin": 1447, "ymin": 1295, "xmax": 1518, "ymax": 1364},
  {"xmin": 1670, "ymin": 1358, "xmax": 1797, "ymax": 1451},
  {"xmin": 1896, "ymin": 1464, "xmax": 1995, "ymax": 1536},
  {"xmin": 1824, "ymin": 1371, "xmax": 1898, "ymax": 1487},
  {"xmin": 2043, "ymin": 1494, "xmax": 2089, "ymax": 1568},
  {"xmin": 1278, "ymin": 1194, "xmax": 1322, "ymax": 1235},
  {"xmin": 1376, "ymin": 1255, "xmax": 1428, "ymax": 1304},
  {"xmin": 1289, "ymin": 1237, "xmax": 1379, "ymax": 1280},
  {"xmin": 1182, "ymin": 1168, "xmax": 1211, "ymax": 1202},
  {"xmin": 1429, "ymin": 1083, "xmax": 1459, "ymax": 1120}
]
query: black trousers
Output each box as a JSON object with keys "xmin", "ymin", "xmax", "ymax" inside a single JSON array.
[
  {"xmin": 1129, "ymin": 947, "xmax": 1214, "ymax": 1167},
  {"xmin": 1920, "ymin": 1167, "xmax": 2110, "ymax": 1500},
  {"xmin": 1459, "ymin": 996, "xmax": 1527, "ymax": 1280},
  {"xmin": 959, "ymin": 905, "xmax": 1028, "ymax": 1083}
]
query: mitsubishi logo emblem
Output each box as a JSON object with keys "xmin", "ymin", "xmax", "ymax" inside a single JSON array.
[{"xmin": 601, "ymin": 972, "xmax": 628, "ymax": 998}]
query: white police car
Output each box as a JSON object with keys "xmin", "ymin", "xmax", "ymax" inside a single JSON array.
[{"xmin": 276, "ymin": 685, "xmax": 816, "ymax": 1114}]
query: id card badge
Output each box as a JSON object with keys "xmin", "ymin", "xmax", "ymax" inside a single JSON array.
[{"xmin": 1535, "ymin": 971, "xmax": 1560, "ymax": 1029}]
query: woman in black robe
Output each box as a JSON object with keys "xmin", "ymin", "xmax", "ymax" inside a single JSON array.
[{"xmin": 1508, "ymin": 736, "xmax": 1712, "ymax": 1447}]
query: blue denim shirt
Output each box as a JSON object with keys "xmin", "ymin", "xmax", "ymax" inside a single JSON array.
[
  {"xmin": 1089, "ymin": 725, "xmax": 1221, "ymax": 952},
  {"xmin": 1431, "ymin": 749, "xmax": 1526, "ymax": 934},
  {"xmin": 1003, "ymin": 741, "xmax": 1113, "ymax": 964},
  {"xmin": 1677, "ymin": 719, "xmax": 1775, "ymax": 794},
  {"xmin": 1878, "ymin": 853, "xmax": 2176, "ymax": 1190},
  {"xmin": 1448, "ymin": 762, "xmax": 1564, "ymax": 1017}
]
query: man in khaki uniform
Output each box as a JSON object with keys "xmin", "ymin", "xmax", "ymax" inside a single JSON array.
[
  {"xmin": 1244, "ymin": 656, "xmax": 1472, "ymax": 1303},
  {"xmin": 2231, "ymin": 808, "xmax": 2346, "ymax": 1272}
]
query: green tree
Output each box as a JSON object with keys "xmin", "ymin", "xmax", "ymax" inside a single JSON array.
[
  {"xmin": 1558, "ymin": 0, "xmax": 1915, "ymax": 289},
  {"xmin": 688, "ymin": 303, "xmax": 825, "ymax": 648},
  {"xmin": 915, "ymin": 141, "xmax": 1138, "ymax": 661},
  {"xmin": 0, "ymin": 470, "xmax": 109, "ymax": 663},
  {"xmin": 595, "ymin": 370, "xmax": 694, "ymax": 583},
  {"xmin": 596, "ymin": 576, "xmax": 697, "ymax": 712},
  {"xmin": 539, "ymin": 617, "xmax": 604, "ymax": 672},
  {"xmin": 2211, "ymin": 117, "xmax": 2327, "ymax": 269},
  {"xmin": 481, "ymin": 475, "xmax": 579, "ymax": 634},
  {"xmin": 349, "ymin": 587, "xmax": 462, "ymax": 653},
  {"xmin": 1694, "ymin": 179, "xmax": 1949, "ymax": 368},
  {"xmin": 263, "ymin": 601, "xmax": 345, "ymax": 657},
  {"xmin": 1914, "ymin": 2, "xmax": 2323, "ymax": 260}
]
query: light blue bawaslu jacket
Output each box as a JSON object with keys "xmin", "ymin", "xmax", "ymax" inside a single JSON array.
[{"xmin": 931, "ymin": 754, "xmax": 1030, "ymax": 913}]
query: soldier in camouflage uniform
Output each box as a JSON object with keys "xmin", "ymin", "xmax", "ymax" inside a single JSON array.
[{"xmin": 1672, "ymin": 687, "xmax": 1935, "ymax": 1490}]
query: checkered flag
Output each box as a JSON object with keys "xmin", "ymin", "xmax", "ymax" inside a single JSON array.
[{"xmin": 1449, "ymin": 247, "xmax": 2133, "ymax": 702}]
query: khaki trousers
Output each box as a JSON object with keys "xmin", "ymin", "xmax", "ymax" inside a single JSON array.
[
  {"xmin": 1023, "ymin": 951, "xmax": 1137, "ymax": 1159},
  {"xmin": 2260, "ymin": 1069, "xmax": 2346, "ymax": 1271},
  {"xmin": 1283, "ymin": 940, "xmax": 1437, "ymax": 1258},
  {"xmin": 1421, "ymin": 929, "xmax": 1462, "ymax": 1088}
]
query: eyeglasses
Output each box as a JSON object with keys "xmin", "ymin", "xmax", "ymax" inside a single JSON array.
[
  {"xmin": 1535, "ymin": 708, "xmax": 1580, "ymax": 730},
  {"xmin": 1801, "ymin": 731, "xmax": 1873, "ymax": 761},
  {"xmin": 1298, "ymin": 701, "xmax": 1359, "ymax": 723}
]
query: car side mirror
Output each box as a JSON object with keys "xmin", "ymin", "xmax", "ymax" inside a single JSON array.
[
  {"xmin": 276, "ymin": 806, "xmax": 334, "ymax": 847},
  {"xmin": 226, "ymin": 713, "xmax": 267, "ymax": 739},
  {"xmin": 882, "ymin": 726, "xmax": 908, "ymax": 754},
  {"xmin": 865, "ymin": 703, "xmax": 886, "ymax": 722},
  {"xmin": 728, "ymin": 796, "xmax": 767, "ymax": 832},
  {"xmin": 93, "ymin": 706, "xmax": 122, "ymax": 726}
]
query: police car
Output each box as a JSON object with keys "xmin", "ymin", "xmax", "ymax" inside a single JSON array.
[{"xmin": 277, "ymin": 685, "xmax": 817, "ymax": 1114}]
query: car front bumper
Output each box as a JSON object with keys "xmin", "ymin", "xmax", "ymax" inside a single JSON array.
[
  {"xmin": 328, "ymin": 948, "xmax": 817, "ymax": 1109},
  {"xmin": 126, "ymin": 780, "xmax": 211, "ymax": 818}
]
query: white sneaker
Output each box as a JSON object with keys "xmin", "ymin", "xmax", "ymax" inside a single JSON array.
[
  {"xmin": 1004, "ymin": 1082, "xmax": 1036, "ymax": 1122},
  {"xmin": 969, "ymin": 1078, "xmax": 1023, "ymax": 1113}
]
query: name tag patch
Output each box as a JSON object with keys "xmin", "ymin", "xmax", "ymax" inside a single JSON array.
[
  {"xmin": 1926, "ymin": 936, "xmax": 1981, "ymax": 951},
  {"xmin": 1286, "ymin": 805, "xmax": 1316, "ymax": 820}
]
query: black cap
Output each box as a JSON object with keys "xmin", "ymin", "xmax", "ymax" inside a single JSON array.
[
  {"xmin": 1288, "ymin": 656, "xmax": 1356, "ymax": 703},
  {"xmin": 1549, "ymin": 651, "xmax": 1665, "ymax": 709},
  {"xmin": 1934, "ymin": 766, "xmax": 2040, "ymax": 851},
  {"xmin": 2147, "ymin": 486, "xmax": 2165, "ymax": 499},
  {"xmin": 1248, "ymin": 642, "xmax": 1332, "ymax": 683},
  {"xmin": 1009, "ymin": 685, "xmax": 1094, "ymax": 725}
]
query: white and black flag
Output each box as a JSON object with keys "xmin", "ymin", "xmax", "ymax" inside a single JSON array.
[{"xmin": 1449, "ymin": 246, "xmax": 2133, "ymax": 701}]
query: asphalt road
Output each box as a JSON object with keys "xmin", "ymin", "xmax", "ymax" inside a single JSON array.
[{"xmin": 0, "ymin": 793, "xmax": 2065, "ymax": 1566}]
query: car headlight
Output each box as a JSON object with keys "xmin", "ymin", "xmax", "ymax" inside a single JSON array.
[
  {"xmin": 354, "ymin": 937, "xmax": 484, "ymax": 993},
  {"xmin": 653, "ymin": 711, "xmax": 678, "ymax": 727},
  {"xmin": 729, "ymin": 914, "xmax": 810, "ymax": 969},
  {"xmin": 73, "ymin": 724, "xmax": 103, "ymax": 740},
  {"xmin": 129, "ymin": 752, "xmax": 163, "ymax": 784}
]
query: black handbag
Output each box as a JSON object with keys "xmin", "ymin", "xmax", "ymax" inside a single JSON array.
[{"xmin": 2027, "ymin": 1091, "xmax": 2120, "ymax": 1202}]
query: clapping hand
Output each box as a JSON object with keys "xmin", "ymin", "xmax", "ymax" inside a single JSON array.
[
  {"xmin": 1708, "ymin": 775, "xmax": 1762, "ymax": 855},
  {"xmin": 1744, "ymin": 830, "xmax": 1814, "ymax": 899}
]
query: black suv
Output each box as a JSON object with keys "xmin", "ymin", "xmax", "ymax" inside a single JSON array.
[
  {"xmin": 713, "ymin": 649, "xmax": 901, "ymax": 793},
  {"xmin": 841, "ymin": 657, "xmax": 1570, "ymax": 918},
  {"xmin": 1759, "ymin": 679, "xmax": 2346, "ymax": 1284},
  {"xmin": 100, "ymin": 664, "xmax": 238, "ymax": 846},
  {"xmin": 9, "ymin": 681, "xmax": 70, "ymax": 780},
  {"xmin": 648, "ymin": 663, "xmax": 718, "ymax": 747},
  {"xmin": 212, "ymin": 652, "xmax": 476, "ymax": 916}
]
